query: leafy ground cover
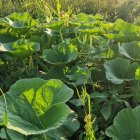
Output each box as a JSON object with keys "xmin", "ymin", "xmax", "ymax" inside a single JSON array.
[{"xmin": 0, "ymin": 11, "xmax": 140, "ymax": 140}]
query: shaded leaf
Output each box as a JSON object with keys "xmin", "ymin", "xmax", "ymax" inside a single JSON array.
[
  {"xmin": 0, "ymin": 128, "xmax": 26, "ymax": 140},
  {"xmin": 46, "ymin": 111, "xmax": 80, "ymax": 140},
  {"xmin": 104, "ymin": 57, "xmax": 138, "ymax": 84},
  {"xmin": 101, "ymin": 104, "xmax": 112, "ymax": 121},
  {"xmin": 106, "ymin": 106, "xmax": 140, "ymax": 140},
  {"xmin": 119, "ymin": 41, "xmax": 140, "ymax": 61}
]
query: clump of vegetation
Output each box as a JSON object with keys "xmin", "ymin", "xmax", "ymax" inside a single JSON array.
[{"xmin": 0, "ymin": 8, "xmax": 140, "ymax": 139}]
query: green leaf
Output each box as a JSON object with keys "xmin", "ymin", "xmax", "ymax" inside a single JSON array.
[
  {"xmin": 0, "ymin": 39, "xmax": 40, "ymax": 58},
  {"xmin": 70, "ymin": 99, "xmax": 83, "ymax": 107},
  {"xmin": 42, "ymin": 41, "xmax": 78, "ymax": 65},
  {"xmin": 75, "ymin": 26, "xmax": 100, "ymax": 35},
  {"xmin": 104, "ymin": 57, "xmax": 139, "ymax": 84},
  {"xmin": 0, "ymin": 112, "xmax": 79, "ymax": 140},
  {"xmin": 104, "ymin": 19, "xmax": 140, "ymax": 43},
  {"xmin": 44, "ymin": 65, "xmax": 69, "ymax": 80},
  {"xmin": 0, "ymin": 12, "xmax": 37, "ymax": 30},
  {"xmin": 41, "ymin": 19, "xmax": 64, "ymax": 31},
  {"xmin": 69, "ymin": 13, "xmax": 102, "ymax": 27},
  {"xmin": 0, "ymin": 128, "xmax": 26, "ymax": 140},
  {"xmin": 101, "ymin": 104, "xmax": 112, "ymax": 121},
  {"xmin": 135, "ymin": 68, "xmax": 140, "ymax": 80},
  {"xmin": 90, "ymin": 92, "xmax": 108, "ymax": 99},
  {"xmin": 126, "ymin": 62, "xmax": 140, "ymax": 79},
  {"xmin": 0, "ymin": 78, "xmax": 74, "ymax": 135},
  {"xmin": 66, "ymin": 67, "xmax": 91, "ymax": 85},
  {"xmin": 132, "ymin": 81, "xmax": 140, "ymax": 103},
  {"xmin": 90, "ymin": 67, "xmax": 106, "ymax": 82},
  {"xmin": 119, "ymin": 41, "xmax": 140, "ymax": 61},
  {"xmin": 0, "ymin": 58, "xmax": 4, "ymax": 66},
  {"xmin": 104, "ymin": 33, "xmax": 139, "ymax": 43},
  {"xmin": 46, "ymin": 111, "xmax": 80, "ymax": 140},
  {"xmin": 106, "ymin": 106, "xmax": 140, "ymax": 140},
  {"xmin": 0, "ymin": 33, "xmax": 18, "ymax": 44},
  {"xmin": 43, "ymin": 28, "xmax": 59, "ymax": 37},
  {"xmin": 114, "ymin": 19, "xmax": 140, "ymax": 33},
  {"xmin": 104, "ymin": 57, "xmax": 129, "ymax": 84}
]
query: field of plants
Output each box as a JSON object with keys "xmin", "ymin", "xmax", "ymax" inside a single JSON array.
[{"xmin": 0, "ymin": 1, "xmax": 140, "ymax": 140}]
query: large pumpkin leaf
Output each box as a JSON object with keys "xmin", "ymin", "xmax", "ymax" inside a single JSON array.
[
  {"xmin": 0, "ymin": 128, "xmax": 26, "ymax": 140},
  {"xmin": 104, "ymin": 19, "xmax": 140, "ymax": 43},
  {"xmin": 0, "ymin": 78, "xmax": 74, "ymax": 135},
  {"xmin": 0, "ymin": 39, "xmax": 40, "ymax": 58},
  {"xmin": 0, "ymin": 12, "xmax": 37, "ymax": 30},
  {"xmin": 43, "ymin": 65, "xmax": 69, "ymax": 80},
  {"xmin": 126, "ymin": 62, "xmax": 140, "ymax": 79},
  {"xmin": 74, "ymin": 26, "xmax": 101, "ymax": 35},
  {"xmin": 66, "ymin": 67, "xmax": 91, "ymax": 85},
  {"xmin": 104, "ymin": 33, "xmax": 139, "ymax": 43},
  {"xmin": 119, "ymin": 41, "xmax": 140, "ymax": 61},
  {"xmin": 104, "ymin": 57, "xmax": 139, "ymax": 84},
  {"xmin": 0, "ymin": 33, "xmax": 18, "ymax": 44},
  {"xmin": 46, "ymin": 111, "xmax": 80, "ymax": 140},
  {"xmin": 0, "ymin": 111, "xmax": 79, "ymax": 140},
  {"xmin": 42, "ymin": 41, "xmax": 78, "ymax": 64},
  {"xmin": 106, "ymin": 106, "xmax": 140, "ymax": 140},
  {"xmin": 69, "ymin": 13, "xmax": 103, "ymax": 27},
  {"xmin": 41, "ymin": 19, "xmax": 64, "ymax": 31},
  {"xmin": 114, "ymin": 19, "xmax": 140, "ymax": 33}
]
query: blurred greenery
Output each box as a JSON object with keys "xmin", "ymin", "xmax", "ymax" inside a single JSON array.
[{"xmin": 0, "ymin": 0, "xmax": 140, "ymax": 23}]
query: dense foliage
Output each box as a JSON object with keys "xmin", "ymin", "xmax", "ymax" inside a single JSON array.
[{"xmin": 0, "ymin": 12, "xmax": 140, "ymax": 140}]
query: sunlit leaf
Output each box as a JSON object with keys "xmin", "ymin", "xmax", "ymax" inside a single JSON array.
[
  {"xmin": 0, "ymin": 39, "xmax": 40, "ymax": 58},
  {"xmin": 135, "ymin": 68, "xmax": 140, "ymax": 80},
  {"xmin": 41, "ymin": 19, "xmax": 64, "ymax": 30},
  {"xmin": 0, "ymin": 78, "xmax": 74, "ymax": 135},
  {"xmin": 0, "ymin": 12, "xmax": 37, "ymax": 30},
  {"xmin": 42, "ymin": 41, "xmax": 78, "ymax": 64}
]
